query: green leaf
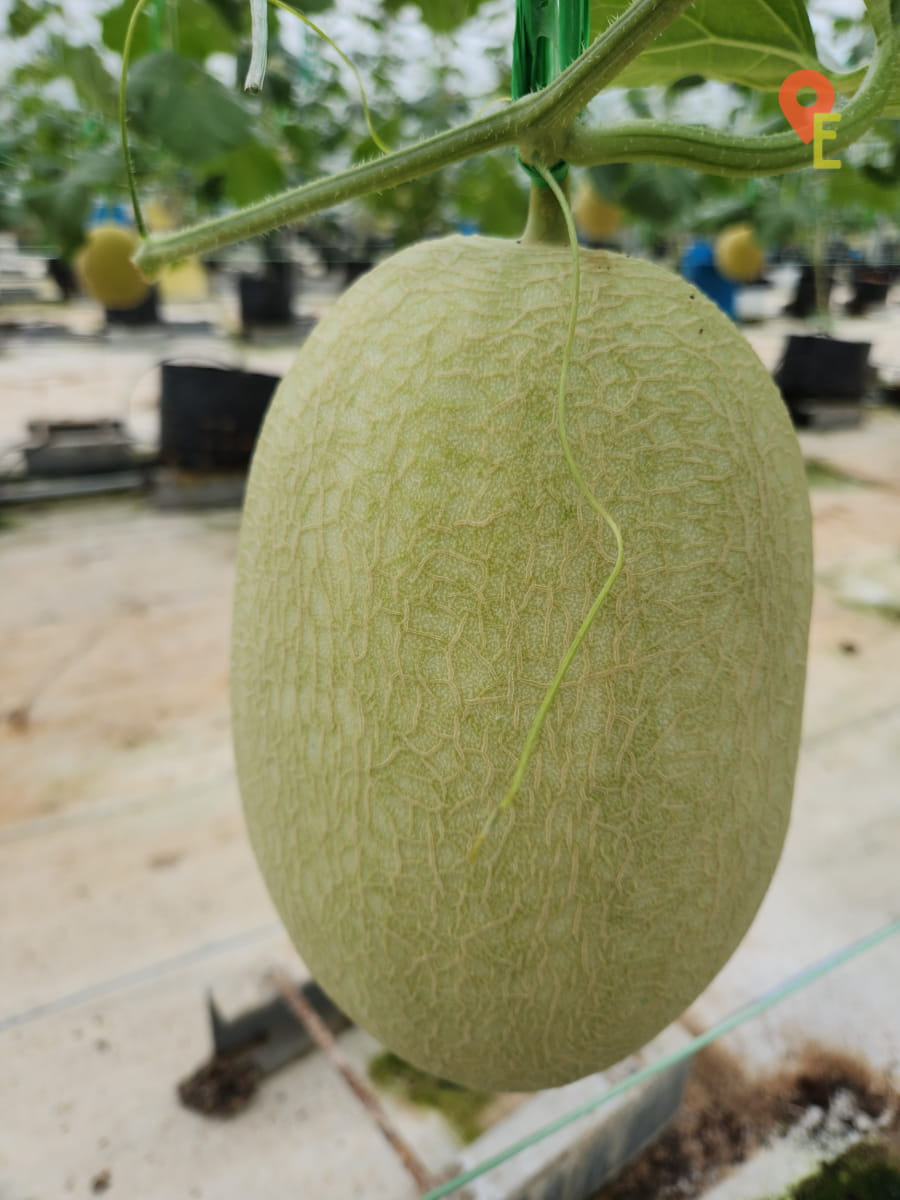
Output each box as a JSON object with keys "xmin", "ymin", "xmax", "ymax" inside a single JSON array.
[
  {"xmin": 6, "ymin": 0, "xmax": 60, "ymax": 37},
  {"xmin": 587, "ymin": 161, "xmax": 705, "ymax": 227},
  {"xmin": 624, "ymin": 88, "xmax": 652, "ymax": 118},
  {"xmin": 885, "ymin": 45, "xmax": 900, "ymax": 114},
  {"xmin": 126, "ymin": 52, "xmax": 255, "ymax": 163},
  {"xmin": 589, "ymin": 0, "xmax": 822, "ymax": 90},
  {"xmin": 290, "ymin": 0, "xmax": 333, "ymax": 13},
  {"xmin": 380, "ymin": 0, "xmax": 487, "ymax": 35},
  {"xmin": 204, "ymin": 141, "xmax": 287, "ymax": 208},
  {"xmin": 453, "ymin": 154, "xmax": 528, "ymax": 236},
  {"xmin": 825, "ymin": 158, "xmax": 900, "ymax": 214},
  {"xmin": 25, "ymin": 146, "xmax": 127, "ymax": 255},
  {"xmin": 102, "ymin": 0, "xmax": 237, "ymax": 59},
  {"xmin": 41, "ymin": 38, "xmax": 120, "ymax": 119}
]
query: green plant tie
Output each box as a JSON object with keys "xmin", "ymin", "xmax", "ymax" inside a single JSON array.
[{"xmin": 511, "ymin": 0, "xmax": 589, "ymax": 184}]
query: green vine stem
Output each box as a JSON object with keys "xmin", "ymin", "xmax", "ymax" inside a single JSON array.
[
  {"xmin": 134, "ymin": 0, "xmax": 694, "ymax": 277},
  {"xmin": 134, "ymin": 0, "xmax": 896, "ymax": 278},
  {"xmin": 565, "ymin": 31, "xmax": 895, "ymax": 175},
  {"xmin": 119, "ymin": 0, "xmax": 148, "ymax": 235}
]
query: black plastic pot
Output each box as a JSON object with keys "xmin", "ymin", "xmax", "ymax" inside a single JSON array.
[
  {"xmin": 238, "ymin": 261, "xmax": 294, "ymax": 332},
  {"xmin": 159, "ymin": 363, "xmax": 280, "ymax": 471},
  {"xmin": 47, "ymin": 257, "xmax": 78, "ymax": 301},
  {"xmin": 343, "ymin": 258, "xmax": 374, "ymax": 288},
  {"xmin": 774, "ymin": 335, "xmax": 871, "ymax": 408},
  {"xmin": 845, "ymin": 268, "xmax": 891, "ymax": 316},
  {"xmin": 106, "ymin": 288, "xmax": 160, "ymax": 327},
  {"xmin": 783, "ymin": 264, "xmax": 833, "ymax": 319}
]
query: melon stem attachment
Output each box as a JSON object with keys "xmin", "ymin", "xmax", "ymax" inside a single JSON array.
[
  {"xmin": 469, "ymin": 165, "xmax": 624, "ymax": 862},
  {"xmin": 521, "ymin": 177, "xmax": 571, "ymax": 245}
]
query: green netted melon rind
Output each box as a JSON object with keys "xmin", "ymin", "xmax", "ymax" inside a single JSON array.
[{"xmin": 232, "ymin": 235, "xmax": 812, "ymax": 1092}]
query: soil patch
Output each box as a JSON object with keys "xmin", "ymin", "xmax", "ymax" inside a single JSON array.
[
  {"xmin": 178, "ymin": 1056, "xmax": 262, "ymax": 1118},
  {"xmin": 592, "ymin": 1043, "xmax": 897, "ymax": 1200}
]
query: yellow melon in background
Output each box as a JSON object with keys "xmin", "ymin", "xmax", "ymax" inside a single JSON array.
[
  {"xmin": 715, "ymin": 224, "xmax": 765, "ymax": 283},
  {"xmin": 159, "ymin": 257, "xmax": 209, "ymax": 303},
  {"xmin": 144, "ymin": 199, "xmax": 177, "ymax": 232},
  {"xmin": 573, "ymin": 181, "xmax": 624, "ymax": 242},
  {"xmin": 78, "ymin": 224, "xmax": 150, "ymax": 309}
]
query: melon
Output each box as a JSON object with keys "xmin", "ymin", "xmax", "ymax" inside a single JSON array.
[
  {"xmin": 715, "ymin": 223, "xmax": 766, "ymax": 284},
  {"xmin": 78, "ymin": 224, "xmax": 150, "ymax": 309},
  {"xmin": 573, "ymin": 181, "xmax": 624, "ymax": 242},
  {"xmin": 231, "ymin": 235, "xmax": 812, "ymax": 1092},
  {"xmin": 158, "ymin": 257, "xmax": 209, "ymax": 303}
]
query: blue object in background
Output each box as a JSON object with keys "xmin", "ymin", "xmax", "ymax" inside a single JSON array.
[
  {"xmin": 680, "ymin": 239, "xmax": 738, "ymax": 319},
  {"xmin": 87, "ymin": 201, "xmax": 132, "ymax": 229}
]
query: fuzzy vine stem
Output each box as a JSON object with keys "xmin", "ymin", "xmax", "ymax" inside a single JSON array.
[
  {"xmin": 133, "ymin": 0, "xmax": 896, "ymax": 277},
  {"xmin": 565, "ymin": 29, "xmax": 895, "ymax": 174},
  {"xmin": 134, "ymin": 0, "xmax": 694, "ymax": 276},
  {"xmin": 119, "ymin": 0, "xmax": 149, "ymax": 235}
]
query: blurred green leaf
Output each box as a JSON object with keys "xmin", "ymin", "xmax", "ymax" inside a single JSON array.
[
  {"xmin": 827, "ymin": 158, "xmax": 900, "ymax": 212},
  {"xmin": 588, "ymin": 161, "xmax": 706, "ymax": 227},
  {"xmin": 6, "ymin": 0, "xmax": 60, "ymax": 37},
  {"xmin": 24, "ymin": 38, "xmax": 121, "ymax": 120},
  {"xmin": 204, "ymin": 140, "xmax": 287, "ymax": 207},
  {"xmin": 126, "ymin": 52, "xmax": 254, "ymax": 162},
  {"xmin": 102, "ymin": 0, "xmax": 237, "ymax": 59},
  {"xmin": 886, "ymin": 50, "xmax": 900, "ymax": 114},
  {"xmin": 454, "ymin": 154, "xmax": 527, "ymax": 236},
  {"xmin": 589, "ymin": 0, "xmax": 823, "ymax": 90},
  {"xmin": 624, "ymin": 88, "xmax": 652, "ymax": 118},
  {"xmin": 380, "ymin": 0, "xmax": 487, "ymax": 35},
  {"xmin": 26, "ymin": 145, "xmax": 127, "ymax": 255},
  {"xmin": 665, "ymin": 74, "xmax": 707, "ymax": 96}
]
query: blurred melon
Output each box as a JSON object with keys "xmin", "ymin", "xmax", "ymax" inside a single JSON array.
[
  {"xmin": 144, "ymin": 200, "xmax": 209, "ymax": 301},
  {"xmin": 144, "ymin": 199, "xmax": 177, "ymax": 233},
  {"xmin": 714, "ymin": 224, "xmax": 765, "ymax": 284},
  {"xmin": 573, "ymin": 181, "xmax": 624, "ymax": 242},
  {"xmin": 159, "ymin": 257, "xmax": 209, "ymax": 302},
  {"xmin": 78, "ymin": 224, "xmax": 150, "ymax": 309}
]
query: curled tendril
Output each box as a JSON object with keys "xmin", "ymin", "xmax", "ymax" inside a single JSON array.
[
  {"xmin": 468, "ymin": 164, "xmax": 624, "ymax": 861},
  {"xmin": 119, "ymin": 0, "xmax": 390, "ymax": 235}
]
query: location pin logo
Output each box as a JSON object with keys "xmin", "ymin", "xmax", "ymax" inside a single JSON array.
[{"xmin": 779, "ymin": 69, "xmax": 836, "ymax": 144}]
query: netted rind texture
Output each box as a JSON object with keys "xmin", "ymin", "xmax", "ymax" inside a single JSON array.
[{"xmin": 232, "ymin": 236, "xmax": 812, "ymax": 1092}]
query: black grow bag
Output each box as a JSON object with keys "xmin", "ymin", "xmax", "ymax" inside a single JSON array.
[
  {"xmin": 774, "ymin": 335, "xmax": 871, "ymax": 405},
  {"xmin": 238, "ymin": 261, "xmax": 294, "ymax": 331},
  {"xmin": 783, "ymin": 264, "xmax": 833, "ymax": 319},
  {"xmin": 845, "ymin": 268, "xmax": 891, "ymax": 316},
  {"xmin": 106, "ymin": 288, "xmax": 160, "ymax": 327},
  {"xmin": 160, "ymin": 363, "xmax": 280, "ymax": 471}
]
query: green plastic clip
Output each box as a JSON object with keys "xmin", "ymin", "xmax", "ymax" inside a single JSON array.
[{"xmin": 511, "ymin": 0, "xmax": 589, "ymax": 183}]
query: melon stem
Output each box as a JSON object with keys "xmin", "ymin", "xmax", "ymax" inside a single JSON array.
[{"xmin": 520, "ymin": 180, "xmax": 571, "ymax": 246}]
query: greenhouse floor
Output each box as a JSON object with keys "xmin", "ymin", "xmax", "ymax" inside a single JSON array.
[{"xmin": 1, "ymin": 284, "xmax": 899, "ymax": 1199}]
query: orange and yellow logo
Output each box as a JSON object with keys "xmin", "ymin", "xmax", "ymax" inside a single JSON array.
[{"xmin": 779, "ymin": 69, "xmax": 842, "ymax": 168}]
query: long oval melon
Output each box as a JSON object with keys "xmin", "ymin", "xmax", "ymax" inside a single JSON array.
[{"xmin": 231, "ymin": 235, "xmax": 812, "ymax": 1091}]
